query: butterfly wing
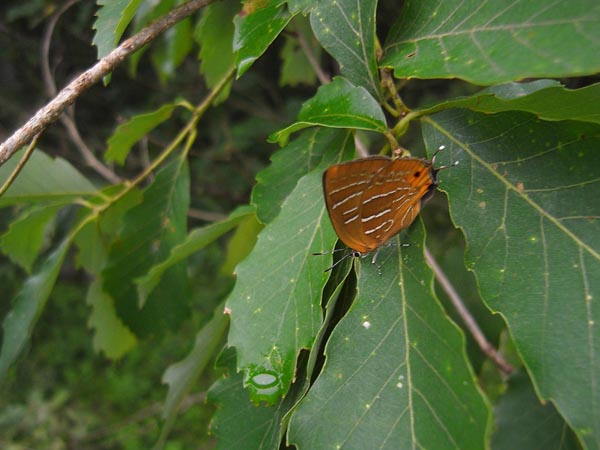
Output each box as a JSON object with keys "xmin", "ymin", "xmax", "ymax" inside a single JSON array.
[
  {"xmin": 359, "ymin": 157, "xmax": 437, "ymax": 247},
  {"xmin": 323, "ymin": 156, "xmax": 392, "ymax": 253}
]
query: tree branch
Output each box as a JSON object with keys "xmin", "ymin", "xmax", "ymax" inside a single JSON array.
[
  {"xmin": 424, "ymin": 246, "xmax": 515, "ymax": 376},
  {"xmin": 296, "ymin": 27, "xmax": 330, "ymax": 85},
  {"xmin": 41, "ymin": 0, "xmax": 121, "ymax": 183},
  {"xmin": 0, "ymin": 0, "xmax": 216, "ymax": 167}
]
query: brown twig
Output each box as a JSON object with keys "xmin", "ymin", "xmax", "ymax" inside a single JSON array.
[
  {"xmin": 41, "ymin": 0, "xmax": 79, "ymax": 97},
  {"xmin": 295, "ymin": 27, "xmax": 330, "ymax": 85},
  {"xmin": 41, "ymin": 0, "xmax": 122, "ymax": 183},
  {"xmin": 354, "ymin": 135, "xmax": 370, "ymax": 158},
  {"xmin": 424, "ymin": 246, "xmax": 515, "ymax": 376},
  {"xmin": 63, "ymin": 115, "xmax": 122, "ymax": 182},
  {"xmin": 0, "ymin": 0, "xmax": 216, "ymax": 167}
]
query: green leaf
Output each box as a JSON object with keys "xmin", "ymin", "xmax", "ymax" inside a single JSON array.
[
  {"xmin": 73, "ymin": 188, "xmax": 142, "ymax": 358},
  {"xmin": 211, "ymin": 255, "xmax": 354, "ymax": 449},
  {"xmin": 221, "ymin": 213, "xmax": 263, "ymax": 276},
  {"xmin": 234, "ymin": 0, "xmax": 295, "ymax": 77},
  {"xmin": 304, "ymin": 244, "xmax": 355, "ymax": 378},
  {"xmin": 493, "ymin": 371, "xmax": 580, "ymax": 450},
  {"xmin": 279, "ymin": 17, "xmax": 320, "ymax": 88},
  {"xmin": 0, "ymin": 203, "xmax": 64, "ymax": 273},
  {"xmin": 105, "ymin": 102, "xmax": 183, "ymax": 165},
  {"xmin": 253, "ymin": 128, "xmax": 349, "ymax": 224},
  {"xmin": 127, "ymin": 0, "xmax": 173, "ymax": 76},
  {"xmin": 289, "ymin": 224, "xmax": 490, "ymax": 449},
  {"xmin": 86, "ymin": 278, "xmax": 137, "ymax": 359},
  {"xmin": 0, "ymin": 239, "xmax": 70, "ymax": 382},
  {"xmin": 156, "ymin": 306, "xmax": 229, "ymax": 446},
  {"xmin": 287, "ymin": 0, "xmax": 313, "ymax": 15},
  {"xmin": 422, "ymin": 109, "xmax": 600, "ymax": 449},
  {"xmin": 381, "ymin": 0, "xmax": 600, "ymax": 85},
  {"xmin": 280, "ymin": 41, "xmax": 316, "ymax": 88},
  {"xmin": 102, "ymin": 158, "xmax": 190, "ymax": 337},
  {"xmin": 207, "ymin": 348, "xmax": 288, "ymax": 449},
  {"xmin": 168, "ymin": 15, "xmax": 193, "ymax": 68},
  {"xmin": 0, "ymin": 149, "xmax": 97, "ymax": 206},
  {"xmin": 194, "ymin": 0, "xmax": 238, "ymax": 104},
  {"xmin": 135, "ymin": 205, "xmax": 255, "ymax": 303},
  {"xmin": 310, "ymin": 0, "xmax": 380, "ymax": 99},
  {"xmin": 93, "ymin": 0, "xmax": 144, "ymax": 59},
  {"xmin": 151, "ymin": 16, "xmax": 193, "ymax": 83},
  {"xmin": 420, "ymin": 80, "xmax": 600, "ymax": 125},
  {"xmin": 225, "ymin": 131, "xmax": 355, "ymax": 403},
  {"xmin": 430, "ymin": 242, "xmax": 506, "ymax": 377},
  {"xmin": 212, "ymin": 261, "xmax": 354, "ymax": 448},
  {"xmin": 74, "ymin": 187, "xmax": 143, "ymax": 274},
  {"xmin": 269, "ymin": 77, "xmax": 386, "ymax": 146}
]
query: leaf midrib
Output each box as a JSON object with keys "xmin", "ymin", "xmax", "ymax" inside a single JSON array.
[
  {"xmin": 423, "ymin": 116, "xmax": 600, "ymax": 262},
  {"xmin": 387, "ymin": 17, "xmax": 598, "ymax": 47}
]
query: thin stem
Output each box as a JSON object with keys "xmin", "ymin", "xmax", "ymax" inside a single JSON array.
[
  {"xmin": 296, "ymin": 27, "xmax": 330, "ymax": 85},
  {"xmin": 0, "ymin": 134, "xmax": 40, "ymax": 197},
  {"xmin": 380, "ymin": 67, "xmax": 409, "ymax": 115},
  {"xmin": 383, "ymin": 130, "xmax": 400, "ymax": 150},
  {"xmin": 0, "ymin": 0, "xmax": 217, "ymax": 166},
  {"xmin": 60, "ymin": 115, "xmax": 121, "ymax": 183},
  {"xmin": 381, "ymin": 99, "xmax": 400, "ymax": 117},
  {"xmin": 424, "ymin": 246, "xmax": 515, "ymax": 376},
  {"xmin": 116, "ymin": 66, "xmax": 236, "ymax": 205},
  {"xmin": 54, "ymin": 65, "xmax": 235, "ymax": 251},
  {"xmin": 41, "ymin": 0, "xmax": 80, "ymax": 97},
  {"xmin": 354, "ymin": 134, "xmax": 369, "ymax": 158},
  {"xmin": 41, "ymin": 0, "xmax": 119, "ymax": 183},
  {"xmin": 391, "ymin": 110, "xmax": 419, "ymax": 138}
]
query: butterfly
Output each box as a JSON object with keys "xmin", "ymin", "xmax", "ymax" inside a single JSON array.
[{"xmin": 320, "ymin": 150, "xmax": 452, "ymax": 269}]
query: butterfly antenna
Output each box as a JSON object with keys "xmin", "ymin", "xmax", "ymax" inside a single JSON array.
[
  {"xmin": 323, "ymin": 249, "xmax": 360, "ymax": 272},
  {"xmin": 430, "ymin": 145, "xmax": 459, "ymax": 171},
  {"xmin": 312, "ymin": 247, "xmax": 347, "ymax": 256},
  {"xmin": 430, "ymin": 146, "xmax": 446, "ymax": 165},
  {"xmin": 437, "ymin": 159, "xmax": 460, "ymax": 172}
]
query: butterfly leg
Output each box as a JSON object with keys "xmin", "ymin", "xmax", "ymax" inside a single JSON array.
[
  {"xmin": 365, "ymin": 249, "xmax": 383, "ymax": 275},
  {"xmin": 370, "ymin": 248, "xmax": 381, "ymax": 265}
]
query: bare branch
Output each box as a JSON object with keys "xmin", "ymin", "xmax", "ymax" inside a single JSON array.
[
  {"xmin": 41, "ymin": 0, "xmax": 80, "ymax": 98},
  {"xmin": 424, "ymin": 246, "xmax": 515, "ymax": 376},
  {"xmin": 41, "ymin": 0, "xmax": 121, "ymax": 183},
  {"xmin": 296, "ymin": 27, "xmax": 330, "ymax": 85},
  {"xmin": 354, "ymin": 134, "xmax": 369, "ymax": 158},
  {"xmin": 0, "ymin": 0, "xmax": 216, "ymax": 167}
]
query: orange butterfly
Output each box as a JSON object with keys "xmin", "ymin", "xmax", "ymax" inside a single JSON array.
[{"xmin": 320, "ymin": 150, "xmax": 453, "ymax": 269}]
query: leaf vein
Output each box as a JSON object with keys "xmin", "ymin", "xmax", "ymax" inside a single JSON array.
[
  {"xmin": 387, "ymin": 17, "xmax": 599, "ymax": 46},
  {"xmin": 579, "ymin": 246, "xmax": 599, "ymax": 429},
  {"xmin": 424, "ymin": 116, "xmax": 600, "ymax": 261},
  {"xmin": 411, "ymin": 386, "xmax": 460, "ymax": 449}
]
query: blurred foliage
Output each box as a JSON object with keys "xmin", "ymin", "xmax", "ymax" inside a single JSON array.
[
  {"xmin": 0, "ymin": 0, "xmax": 599, "ymax": 449},
  {"xmin": 0, "ymin": 2, "xmax": 256, "ymax": 447}
]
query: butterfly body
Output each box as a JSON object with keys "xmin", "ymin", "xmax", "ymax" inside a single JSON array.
[{"xmin": 323, "ymin": 155, "xmax": 439, "ymax": 254}]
